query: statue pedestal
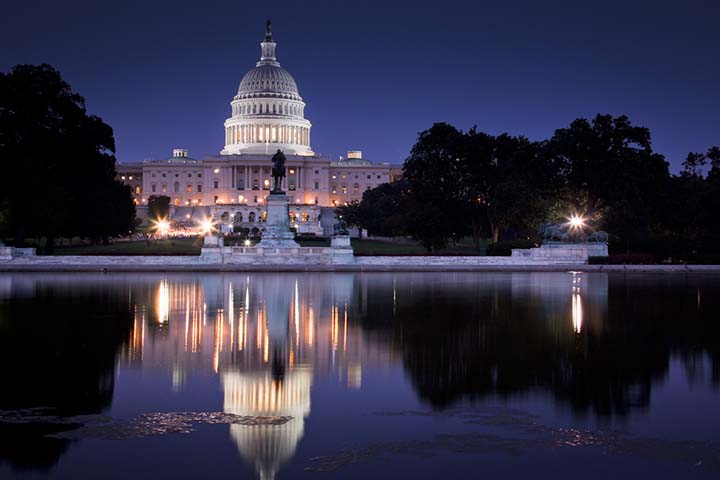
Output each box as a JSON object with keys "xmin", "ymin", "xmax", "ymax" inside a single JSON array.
[{"xmin": 257, "ymin": 193, "xmax": 300, "ymax": 248}]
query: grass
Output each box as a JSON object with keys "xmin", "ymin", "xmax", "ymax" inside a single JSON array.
[
  {"xmin": 51, "ymin": 238, "xmax": 202, "ymax": 255},
  {"xmin": 10, "ymin": 235, "xmax": 485, "ymax": 256},
  {"xmin": 351, "ymin": 238, "xmax": 484, "ymax": 255}
]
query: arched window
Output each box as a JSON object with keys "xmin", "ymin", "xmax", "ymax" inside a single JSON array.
[
  {"xmin": 301, "ymin": 212, "xmax": 309, "ymax": 222},
  {"xmin": 174, "ymin": 182, "xmax": 179, "ymax": 193},
  {"xmin": 353, "ymin": 183, "xmax": 360, "ymax": 193},
  {"xmin": 234, "ymin": 212, "xmax": 243, "ymax": 223},
  {"xmin": 221, "ymin": 211, "xmax": 229, "ymax": 222},
  {"xmin": 248, "ymin": 211, "xmax": 256, "ymax": 223}
]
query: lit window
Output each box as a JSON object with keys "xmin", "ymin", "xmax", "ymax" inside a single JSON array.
[
  {"xmin": 289, "ymin": 169, "xmax": 295, "ymax": 175},
  {"xmin": 186, "ymin": 184, "xmax": 192, "ymax": 192}
]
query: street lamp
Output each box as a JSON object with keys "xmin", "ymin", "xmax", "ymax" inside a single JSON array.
[
  {"xmin": 567, "ymin": 213, "xmax": 586, "ymax": 231},
  {"xmin": 152, "ymin": 218, "xmax": 170, "ymax": 237},
  {"xmin": 200, "ymin": 217, "xmax": 215, "ymax": 235}
]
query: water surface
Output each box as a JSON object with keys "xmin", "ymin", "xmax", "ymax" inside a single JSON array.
[{"xmin": 0, "ymin": 272, "xmax": 718, "ymax": 479}]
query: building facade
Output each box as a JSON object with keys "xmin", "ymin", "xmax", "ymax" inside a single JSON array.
[{"xmin": 117, "ymin": 23, "xmax": 401, "ymax": 231}]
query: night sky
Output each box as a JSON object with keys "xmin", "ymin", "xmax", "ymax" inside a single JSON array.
[{"xmin": 2, "ymin": 0, "xmax": 718, "ymax": 171}]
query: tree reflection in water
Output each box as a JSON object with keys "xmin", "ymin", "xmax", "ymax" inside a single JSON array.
[
  {"xmin": 0, "ymin": 276, "xmax": 134, "ymax": 471},
  {"xmin": 352, "ymin": 272, "xmax": 720, "ymax": 414}
]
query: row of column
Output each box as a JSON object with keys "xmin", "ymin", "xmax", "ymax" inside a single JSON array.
[
  {"xmin": 232, "ymin": 166, "xmax": 302, "ymax": 190},
  {"xmin": 225, "ymin": 124, "xmax": 310, "ymax": 146}
]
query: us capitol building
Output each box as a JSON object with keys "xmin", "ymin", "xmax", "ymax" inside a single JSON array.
[{"xmin": 117, "ymin": 22, "xmax": 400, "ymax": 234}]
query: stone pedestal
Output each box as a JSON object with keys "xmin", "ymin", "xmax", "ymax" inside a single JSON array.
[
  {"xmin": 200, "ymin": 235, "xmax": 223, "ymax": 263},
  {"xmin": 511, "ymin": 242, "xmax": 608, "ymax": 263},
  {"xmin": 257, "ymin": 193, "xmax": 300, "ymax": 248}
]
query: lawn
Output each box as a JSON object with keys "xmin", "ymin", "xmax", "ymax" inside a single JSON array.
[
  {"xmin": 51, "ymin": 237, "xmax": 202, "ymax": 255},
  {"xmin": 13, "ymin": 236, "xmax": 485, "ymax": 256}
]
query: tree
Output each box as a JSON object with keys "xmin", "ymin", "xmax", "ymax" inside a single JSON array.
[
  {"xmin": 548, "ymin": 114, "xmax": 670, "ymax": 251},
  {"xmin": 0, "ymin": 64, "xmax": 134, "ymax": 251},
  {"xmin": 147, "ymin": 195, "xmax": 171, "ymax": 222},
  {"xmin": 402, "ymin": 123, "xmax": 473, "ymax": 250},
  {"xmin": 338, "ymin": 181, "xmax": 407, "ymax": 237},
  {"xmin": 402, "ymin": 123, "xmax": 560, "ymax": 248},
  {"xmin": 466, "ymin": 132, "xmax": 559, "ymax": 243}
]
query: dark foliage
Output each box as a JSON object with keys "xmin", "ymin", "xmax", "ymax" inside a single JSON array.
[
  {"xmin": 346, "ymin": 115, "xmax": 719, "ymax": 257},
  {"xmin": 147, "ymin": 195, "xmax": 171, "ymax": 221},
  {"xmin": 485, "ymin": 239, "xmax": 538, "ymax": 256},
  {"xmin": 0, "ymin": 64, "xmax": 135, "ymax": 251}
]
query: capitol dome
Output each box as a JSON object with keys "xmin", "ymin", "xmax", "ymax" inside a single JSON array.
[
  {"xmin": 222, "ymin": 21, "xmax": 314, "ymax": 156},
  {"xmin": 237, "ymin": 65, "xmax": 301, "ymax": 101}
]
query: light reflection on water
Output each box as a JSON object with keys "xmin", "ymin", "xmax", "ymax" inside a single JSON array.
[{"xmin": 0, "ymin": 272, "xmax": 719, "ymax": 479}]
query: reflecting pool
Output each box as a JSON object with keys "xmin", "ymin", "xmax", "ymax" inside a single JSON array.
[{"xmin": 0, "ymin": 272, "xmax": 718, "ymax": 479}]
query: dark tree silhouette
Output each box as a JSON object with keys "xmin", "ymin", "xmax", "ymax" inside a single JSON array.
[
  {"xmin": 0, "ymin": 64, "xmax": 135, "ymax": 251},
  {"xmin": 147, "ymin": 195, "xmax": 171, "ymax": 221}
]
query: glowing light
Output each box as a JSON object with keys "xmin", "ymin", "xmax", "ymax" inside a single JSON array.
[
  {"xmin": 213, "ymin": 168, "xmax": 220, "ymax": 173},
  {"xmin": 152, "ymin": 217, "xmax": 171, "ymax": 236},
  {"xmin": 157, "ymin": 280, "xmax": 170, "ymax": 324},
  {"xmin": 200, "ymin": 217, "xmax": 215, "ymax": 235},
  {"xmin": 244, "ymin": 239, "xmax": 252, "ymax": 247},
  {"xmin": 567, "ymin": 213, "xmax": 586, "ymax": 231},
  {"xmin": 571, "ymin": 272, "xmax": 583, "ymax": 333}
]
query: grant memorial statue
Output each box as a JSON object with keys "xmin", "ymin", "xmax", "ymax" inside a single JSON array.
[
  {"xmin": 271, "ymin": 149, "xmax": 286, "ymax": 193},
  {"xmin": 257, "ymin": 149, "xmax": 300, "ymax": 247}
]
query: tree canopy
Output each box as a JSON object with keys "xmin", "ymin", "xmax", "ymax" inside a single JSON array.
[
  {"xmin": 345, "ymin": 115, "xmax": 719, "ymax": 258},
  {"xmin": 0, "ymin": 64, "xmax": 135, "ymax": 251}
]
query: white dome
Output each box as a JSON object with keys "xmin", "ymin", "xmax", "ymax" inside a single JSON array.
[
  {"xmin": 222, "ymin": 21, "xmax": 313, "ymax": 156},
  {"xmin": 237, "ymin": 65, "xmax": 301, "ymax": 101}
]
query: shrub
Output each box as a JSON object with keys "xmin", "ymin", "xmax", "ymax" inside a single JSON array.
[{"xmin": 485, "ymin": 239, "xmax": 537, "ymax": 256}]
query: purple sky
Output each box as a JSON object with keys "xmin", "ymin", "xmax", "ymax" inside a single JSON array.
[{"xmin": 2, "ymin": 0, "xmax": 718, "ymax": 171}]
